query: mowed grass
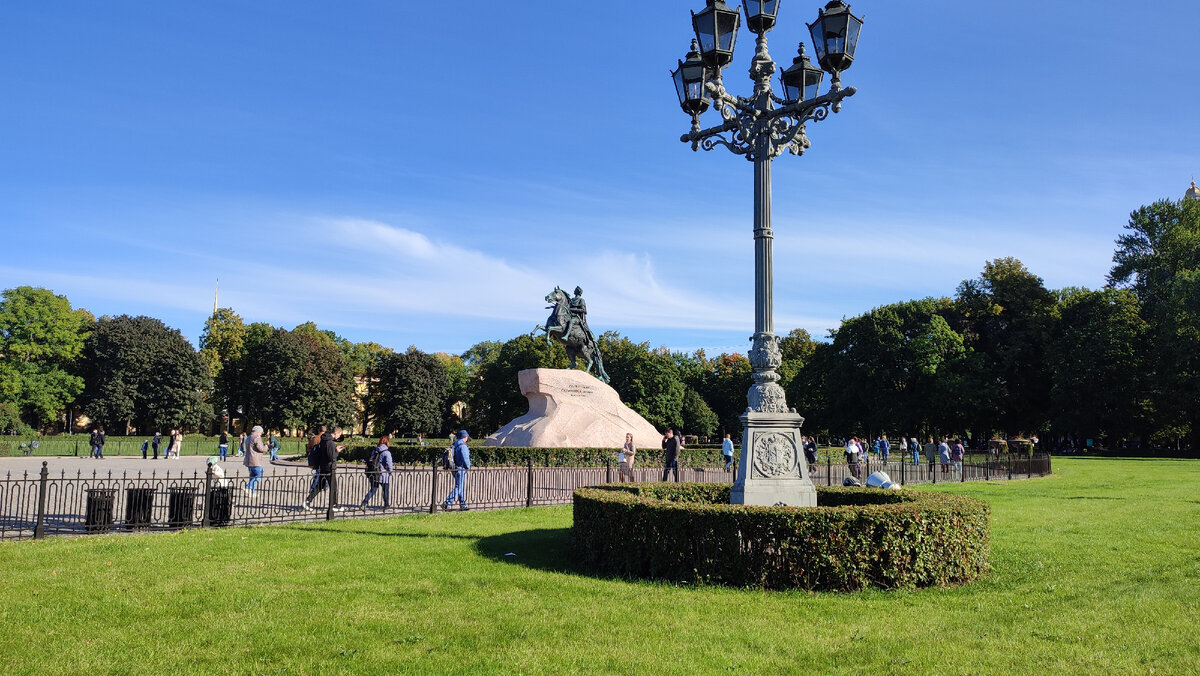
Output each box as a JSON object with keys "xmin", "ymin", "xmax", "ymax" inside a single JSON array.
[{"xmin": 1, "ymin": 458, "xmax": 1198, "ymax": 675}]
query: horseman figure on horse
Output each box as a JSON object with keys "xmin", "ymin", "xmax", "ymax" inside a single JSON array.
[{"xmin": 533, "ymin": 285, "xmax": 610, "ymax": 383}]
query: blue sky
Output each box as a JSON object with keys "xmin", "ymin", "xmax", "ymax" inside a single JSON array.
[{"xmin": 3, "ymin": 1, "xmax": 1198, "ymax": 356}]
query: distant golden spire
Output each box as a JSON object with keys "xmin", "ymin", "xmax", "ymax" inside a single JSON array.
[
  {"xmin": 213, "ymin": 278, "xmax": 219, "ymax": 315},
  {"xmin": 1186, "ymin": 177, "xmax": 1200, "ymax": 202}
]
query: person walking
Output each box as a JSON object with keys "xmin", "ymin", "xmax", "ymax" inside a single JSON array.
[
  {"xmin": 151, "ymin": 431, "xmax": 162, "ymax": 460},
  {"xmin": 661, "ymin": 429, "xmax": 680, "ymax": 482},
  {"xmin": 306, "ymin": 425, "xmax": 327, "ymax": 494},
  {"xmin": 243, "ymin": 425, "xmax": 267, "ymax": 495},
  {"xmin": 267, "ymin": 433, "xmax": 280, "ymax": 462},
  {"xmin": 845, "ymin": 436, "xmax": 862, "ymax": 479},
  {"xmin": 938, "ymin": 437, "xmax": 951, "ymax": 475},
  {"xmin": 951, "ymin": 438, "xmax": 965, "ymax": 475},
  {"xmin": 218, "ymin": 431, "xmax": 229, "ymax": 462},
  {"xmin": 168, "ymin": 429, "xmax": 182, "ymax": 459},
  {"xmin": 803, "ymin": 436, "xmax": 818, "ymax": 473},
  {"xmin": 618, "ymin": 433, "xmax": 636, "ymax": 482},
  {"xmin": 89, "ymin": 426, "xmax": 105, "ymax": 459},
  {"xmin": 442, "ymin": 430, "xmax": 471, "ymax": 510},
  {"xmin": 721, "ymin": 433, "xmax": 735, "ymax": 471},
  {"xmin": 236, "ymin": 432, "xmax": 246, "ymax": 457},
  {"xmin": 362, "ymin": 436, "xmax": 394, "ymax": 509},
  {"xmin": 909, "ymin": 437, "xmax": 920, "ymax": 466},
  {"xmin": 304, "ymin": 426, "xmax": 344, "ymax": 510},
  {"xmin": 879, "ymin": 435, "xmax": 890, "ymax": 463}
]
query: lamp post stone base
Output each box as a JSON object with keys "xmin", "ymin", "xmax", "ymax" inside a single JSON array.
[{"xmin": 731, "ymin": 410, "xmax": 817, "ymax": 507}]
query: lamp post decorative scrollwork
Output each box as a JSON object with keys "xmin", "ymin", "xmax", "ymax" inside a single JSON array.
[{"xmin": 671, "ymin": 0, "xmax": 864, "ymax": 506}]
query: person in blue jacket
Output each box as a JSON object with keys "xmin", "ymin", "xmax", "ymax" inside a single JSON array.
[{"xmin": 442, "ymin": 430, "xmax": 471, "ymax": 511}]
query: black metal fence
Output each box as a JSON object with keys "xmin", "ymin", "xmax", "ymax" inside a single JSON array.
[
  {"xmin": 811, "ymin": 452, "xmax": 1053, "ymax": 487},
  {"xmin": 0, "ymin": 454, "xmax": 1050, "ymax": 542}
]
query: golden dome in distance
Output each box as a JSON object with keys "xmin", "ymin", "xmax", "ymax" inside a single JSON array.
[{"xmin": 1187, "ymin": 178, "xmax": 1200, "ymax": 202}]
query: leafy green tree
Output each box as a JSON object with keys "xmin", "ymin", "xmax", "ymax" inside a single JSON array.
[
  {"xmin": 702, "ymin": 353, "xmax": 754, "ymax": 437},
  {"xmin": 0, "ymin": 402, "xmax": 33, "ymax": 435},
  {"xmin": 198, "ymin": 308, "xmax": 247, "ymax": 431},
  {"xmin": 778, "ymin": 328, "xmax": 817, "ymax": 388},
  {"xmin": 1048, "ymin": 288, "xmax": 1148, "ymax": 443},
  {"xmin": 372, "ymin": 348, "xmax": 450, "ymax": 437},
  {"xmin": 599, "ymin": 333, "xmax": 684, "ymax": 431},
  {"xmin": 952, "ymin": 258, "xmax": 1056, "ymax": 436},
  {"xmin": 79, "ymin": 315, "xmax": 208, "ymax": 432},
  {"xmin": 681, "ymin": 387, "xmax": 718, "ymax": 438},
  {"xmin": 1110, "ymin": 197, "xmax": 1200, "ymax": 445},
  {"xmin": 786, "ymin": 340, "xmax": 835, "ymax": 438},
  {"xmin": 339, "ymin": 341, "xmax": 393, "ymax": 435},
  {"xmin": 437, "ymin": 352, "xmax": 471, "ymax": 432},
  {"xmin": 241, "ymin": 327, "xmax": 356, "ymax": 432},
  {"xmin": 826, "ymin": 298, "xmax": 967, "ymax": 438},
  {"xmin": 468, "ymin": 335, "xmax": 567, "ymax": 435},
  {"xmin": 0, "ymin": 286, "xmax": 91, "ymax": 430}
]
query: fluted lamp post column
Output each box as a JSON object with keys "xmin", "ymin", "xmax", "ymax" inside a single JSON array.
[{"xmin": 672, "ymin": 0, "xmax": 864, "ymax": 506}]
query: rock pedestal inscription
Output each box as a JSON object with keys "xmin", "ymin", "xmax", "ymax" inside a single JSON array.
[{"xmin": 484, "ymin": 368, "xmax": 661, "ymax": 449}]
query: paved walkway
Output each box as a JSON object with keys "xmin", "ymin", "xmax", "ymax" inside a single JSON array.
[{"xmin": 0, "ymin": 454, "xmax": 298, "ymax": 478}]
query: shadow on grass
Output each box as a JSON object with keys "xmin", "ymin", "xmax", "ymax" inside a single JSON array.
[
  {"xmin": 474, "ymin": 527, "xmax": 579, "ymax": 575},
  {"xmin": 287, "ymin": 525, "xmax": 481, "ymax": 540}
]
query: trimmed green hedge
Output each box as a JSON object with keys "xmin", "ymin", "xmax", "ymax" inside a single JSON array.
[
  {"xmin": 572, "ymin": 483, "xmax": 990, "ymax": 591},
  {"xmin": 329, "ymin": 444, "xmax": 729, "ymax": 468}
]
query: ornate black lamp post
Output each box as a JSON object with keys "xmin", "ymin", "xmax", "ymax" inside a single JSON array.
[{"xmin": 672, "ymin": 0, "xmax": 864, "ymax": 506}]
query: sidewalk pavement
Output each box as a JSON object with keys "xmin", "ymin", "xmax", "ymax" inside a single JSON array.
[{"xmin": 0, "ymin": 454, "xmax": 299, "ymax": 477}]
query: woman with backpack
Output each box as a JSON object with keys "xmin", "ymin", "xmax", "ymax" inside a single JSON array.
[{"xmin": 361, "ymin": 435, "xmax": 393, "ymax": 509}]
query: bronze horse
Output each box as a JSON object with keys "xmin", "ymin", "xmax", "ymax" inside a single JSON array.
[{"xmin": 532, "ymin": 286, "xmax": 610, "ymax": 383}]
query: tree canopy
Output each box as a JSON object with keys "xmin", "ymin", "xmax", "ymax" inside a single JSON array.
[
  {"xmin": 0, "ymin": 286, "xmax": 91, "ymax": 429},
  {"xmin": 79, "ymin": 315, "xmax": 208, "ymax": 432}
]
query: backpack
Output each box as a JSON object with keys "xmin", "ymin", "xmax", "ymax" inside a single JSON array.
[
  {"xmin": 365, "ymin": 447, "xmax": 382, "ymax": 479},
  {"xmin": 441, "ymin": 446, "xmax": 456, "ymax": 470}
]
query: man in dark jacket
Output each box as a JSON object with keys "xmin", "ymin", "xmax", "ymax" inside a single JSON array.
[
  {"xmin": 90, "ymin": 427, "xmax": 106, "ymax": 459},
  {"xmin": 661, "ymin": 429, "xmax": 679, "ymax": 482},
  {"xmin": 303, "ymin": 426, "xmax": 343, "ymax": 510}
]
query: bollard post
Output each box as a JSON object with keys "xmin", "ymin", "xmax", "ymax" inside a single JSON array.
[
  {"xmin": 900, "ymin": 454, "xmax": 905, "ymax": 487},
  {"xmin": 827, "ymin": 454, "xmax": 832, "ymax": 486},
  {"xmin": 201, "ymin": 465, "xmax": 213, "ymax": 528},
  {"xmin": 34, "ymin": 461, "xmax": 49, "ymax": 539},
  {"xmin": 605, "ymin": 458, "xmax": 612, "ymax": 484},
  {"xmin": 326, "ymin": 463, "xmax": 337, "ymax": 521},
  {"xmin": 1008, "ymin": 453, "xmax": 1013, "ymax": 480},
  {"xmin": 526, "ymin": 457, "xmax": 534, "ymax": 508},
  {"xmin": 430, "ymin": 460, "xmax": 439, "ymax": 514}
]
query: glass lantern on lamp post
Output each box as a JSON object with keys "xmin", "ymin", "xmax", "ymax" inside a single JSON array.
[
  {"xmin": 691, "ymin": 0, "xmax": 741, "ymax": 71},
  {"xmin": 671, "ymin": 39, "xmax": 711, "ymax": 117}
]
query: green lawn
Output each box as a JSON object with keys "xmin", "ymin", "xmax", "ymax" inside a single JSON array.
[{"xmin": 1, "ymin": 458, "xmax": 1198, "ymax": 675}]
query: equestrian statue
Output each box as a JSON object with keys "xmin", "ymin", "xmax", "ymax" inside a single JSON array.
[{"xmin": 532, "ymin": 285, "xmax": 610, "ymax": 383}]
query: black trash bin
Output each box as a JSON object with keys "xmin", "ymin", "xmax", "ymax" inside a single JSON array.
[
  {"xmin": 207, "ymin": 486, "xmax": 234, "ymax": 527},
  {"xmin": 125, "ymin": 487, "xmax": 155, "ymax": 530},
  {"xmin": 167, "ymin": 486, "xmax": 196, "ymax": 528},
  {"xmin": 85, "ymin": 488, "xmax": 117, "ymax": 532}
]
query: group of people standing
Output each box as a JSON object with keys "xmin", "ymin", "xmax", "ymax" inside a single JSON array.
[
  {"xmin": 840, "ymin": 435, "xmax": 968, "ymax": 477},
  {"xmin": 87, "ymin": 427, "xmax": 182, "ymax": 460},
  {"xmin": 614, "ymin": 428, "xmax": 686, "ymax": 482}
]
